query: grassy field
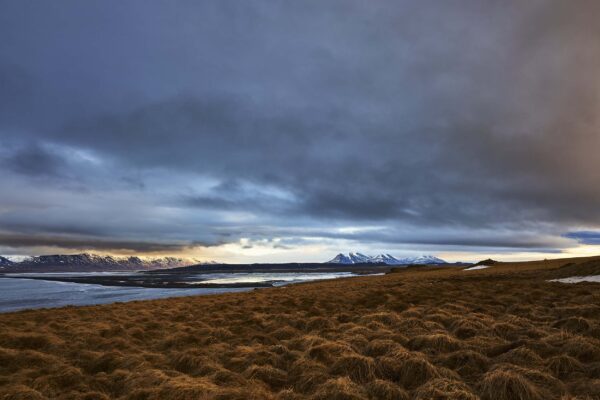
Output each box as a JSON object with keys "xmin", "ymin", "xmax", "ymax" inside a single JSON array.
[{"xmin": 1, "ymin": 257, "xmax": 600, "ymax": 399}]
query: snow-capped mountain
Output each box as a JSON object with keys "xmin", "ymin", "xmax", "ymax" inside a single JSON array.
[
  {"xmin": 326, "ymin": 253, "xmax": 447, "ymax": 265},
  {"xmin": 398, "ymin": 255, "xmax": 447, "ymax": 265},
  {"xmin": 0, "ymin": 253, "xmax": 206, "ymax": 272},
  {"xmin": 371, "ymin": 254, "xmax": 402, "ymax": 264},
  {"xmin": 327, "ymin": 253, "xmax": 354, "ymax": 264},
  {"xmin": 0, "ymin": 256, "xmax": 14, "ymax": 267},
  {"xmin": 348, "ymin": 252, "xmax": 372, "ymax": 263}
]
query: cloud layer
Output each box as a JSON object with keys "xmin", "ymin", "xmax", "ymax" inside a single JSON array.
[{"xmin": 1, "ymin": 0, "xmax": 600, "ymax": 260}]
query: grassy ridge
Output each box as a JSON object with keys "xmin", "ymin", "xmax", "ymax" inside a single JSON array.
[{"xmin": 1, "ymin": 257, "xmax": 600, "ymax": 399}]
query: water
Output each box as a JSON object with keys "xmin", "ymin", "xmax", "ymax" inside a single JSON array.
[
  {"xmin": 190, "ymin": 271, "xmax": 358, "ymax": 286},
  {"xmin": 0, "ymin": 277, "xmax": 253, "ymax": 313},
  {"xmin": 0, "ymin": 271, "xmax": 365, "ymax": 313}
]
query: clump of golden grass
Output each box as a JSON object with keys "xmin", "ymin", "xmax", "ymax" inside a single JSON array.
[
  {"xmin": 276, "ymin": 389, "xmax": 305, "ymax": 400},
  {"xmin": 210, "ymin": 368, "xmax": 248, "ymax": 387},
  {"xmin": 329, "ymin": 354, "xmax": 376, "ymax": 383},
  {"xmin": 363, "ymin": 339, "xmax": 404, "ymax": 357},
  {"xmin": 272, "ymin": 326, "xmax": 299, "ymax": 340},
  {"xmin": 414, "ymin": 378, "xmax": 479, "ymax": 400},
  {"xmin": 359, "ymin": 312, "xmax": 401, "ymax": 327},
  {"xmin": 587, "ymin": 363, "xmax": 600, "ymax": 379},
  {"xmin": 305, "ymin": 316, "xmax": 335, "ymax": 332},
  {"xmin": 1, "ymin": 384, "xmax": 47, "ymax": 400},
  {"xmin": 567, "ymin": 378, "xmax": 600, "ymax": 399},
  {"xmin": 546, "ymin": 355, "xmax": 584, "ymax": 379},
  {"xmin": 492, "ymin": 322, "xmax": 522, "ymax": 341},
  {"xmin": 496, "ymin": 347, "xmax": 544, "ymax": 367},
  {"xmin": 169, "ymin": 350, "xmax": 219, "ymax": 376},
  {"xmin": 375, "ymin": 349, "xmax": 443, "ymax": 389},
  {"xmin": 243, "ymin": 364, "xmax": 288, "ymax": 389},
  {"xmin": 2, "ymin": 255, "xmax": 600, "ymax": 398},
  {"xmin": 451, "ymin": 318, "xmax": 488, "ymax": 339},
  {"xmin": 480, "ymin": 367, "xmax": 543, "ymax": 400},
  {"xmin": 480, "ymin": 364, "xmax": 565, "ymax": 400},
  {"xmin": 561, "ymin": 336, "xmax": 600, "ymax": 363},
  {"xmin": 442, "ymin": 349, "xmax": 490, "ymax": 379},
  {"xmin": 364, "ymin": 379, "xmax": 408, "ymax": 400},
  {"xmin": 308, "ymin": 341, "xmax": 355, "ymax": 364},
  {"xmin": 135, "ymin": 375, "xmax": 220, "ymax": 400},
  {"xmin": 288, "ymin": 357, "xmax": 329, "ymax": 394},
  {"xmin": 407, "ymin": 333, "xmax": 462, "ymax": 353},
  {"xmin": 553, "ymin": 317, "xmax": 592, "ymax": 334},
  {"xmin": 310, "ymin": 377, "xmax": 366, "ymax": 400}
]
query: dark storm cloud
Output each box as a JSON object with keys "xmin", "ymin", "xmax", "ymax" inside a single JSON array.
[
  {"xmin": 183, "ymin": 179, "xmax": 298, "ymax": 214},
  {"xmin": 1, "ymin": 143, "xmax": 66, "ymax": 178},
  {"xmin": 0, "ymin": 233, "xmax": 196, "ymax": 253},
  {"xmin": 1, "ymin": 0, "xmax": 599, "ymax": 256}
]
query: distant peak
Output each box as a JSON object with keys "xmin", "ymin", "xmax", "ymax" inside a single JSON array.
[
  {"xmin": 473, "ymin": 258, "xmax": 499, "ymax": 266},
  {"xmin": 326, "ymin": 252, "xmax": 447, "ymax": 265}
]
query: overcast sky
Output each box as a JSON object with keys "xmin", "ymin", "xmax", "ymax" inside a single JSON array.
[{"xmin": 1, "ymin": 0, "xmax": 600, "ymax": 262}]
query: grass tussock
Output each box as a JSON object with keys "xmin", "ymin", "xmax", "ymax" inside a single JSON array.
[
  {"xmin": 1, "ymin": 385, "xmax": 47, "ymax": 400},
  {"xmin": 407, "ymin": 333, "xmax": 462, "ymax": 353},
  {"xmin": 375, "ymin": 350, "xmax": 444, "ymax": 389},
  {"xmin": 329, "ymin": 354, "xmax": 377, "ymax": 383},
  {"xmin": 480, "ymin": 368, "xmax": 542, "ymax": 400},
  {"xmin": 546, "ymin": 355, "xmax": 585, "ymax": 379},
  {"xmin": 308, "ymin": 341, "xmax": 355, "ymax": 364},
  {"xmin": 495, "ymin": 347, "xmax": 544, "ymax": 367},
  {"xmin": 442, "ymin": 350, "xmax": 490, "ymax": 379},
  {"xmin": 553, "ymin": 317, "xmax": 592, "ymax": 334},
  {"xmin": 364, "ymin": 339, "xmax": 405, "ymax": 357},
  {"xmin": 364, "ymin": 379, "xmax": 408, "ymax": 400},
  {"xmin": 2, "ymin": 255, "xmax": 600, "ymax": 398},
  {"xmin": 562, "ymin": 336, "xmax": 600, "ymax": 363},
  {"xmin": 451, "ymin": 319, "xmax": 487, "ymax": 339},
  {"xmin": 310, "ymin": 377, "xmax": 366, "ymax": 400},
  {"xmin": 244, "ymin": 364, "xmax": 288, "ymax": 389},
  {"xmin": 414, "ymin": 378, "xmax": 479, "ymax": 400}
]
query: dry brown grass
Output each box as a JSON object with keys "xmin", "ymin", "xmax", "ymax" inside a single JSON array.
[
  {"xmin": 2, "ymin": 255, "xmax": 600, "ymax": 398},
  {"xmin": 414, "ymin": 378, "xmax": 479, "ymax": 400},
  {"xmin": 365, "ymin": 379, "xmax": 408, "ymax": 400},
  {"xmin": 480, "ymin": 367, "xmax": 542, "ymax": 400},
  {"xmin": 407, "ymin": 333, "xmax": 462, "ymax": 353}
]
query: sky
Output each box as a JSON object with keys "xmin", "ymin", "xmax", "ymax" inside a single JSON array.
[{"xmin": 1, "ymin": 0, "xmax": 600, "ymax": 263}]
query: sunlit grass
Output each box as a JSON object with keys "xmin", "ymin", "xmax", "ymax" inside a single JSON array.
[{"xmin": 1, "ymin": 256, "xmax": 600, "ymax": 398}]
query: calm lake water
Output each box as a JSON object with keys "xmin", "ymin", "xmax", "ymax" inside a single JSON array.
[{"xmin": 0, "ymin": 271, "xmax": 363, "ymax": 313}]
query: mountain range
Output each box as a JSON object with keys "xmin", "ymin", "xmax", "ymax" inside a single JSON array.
[
  {"xmin": 326, "ymin": 252, "xmax": 447, "ymax": 265},
  {"xmin": 0, "ymin": 253, "xmax": 207, "ymax": 272},
  {"xmin": 0, "ymin": 252, "xmax": 448, "ymax": 272}
]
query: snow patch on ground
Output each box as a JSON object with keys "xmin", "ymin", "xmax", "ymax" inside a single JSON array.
[
  {"xmin": 550, "ymin": 275, "xmax": 600, "ymax": 284},
  {"xmin": 464, "ymin": 265, "xmax": 492, "ymax": 271}
]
